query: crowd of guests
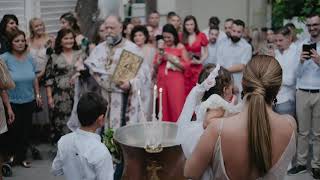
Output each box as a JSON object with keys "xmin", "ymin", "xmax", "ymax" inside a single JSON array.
[{"xmin": 0, "ymin": 8, "xmax": 319, "ymax": 180}]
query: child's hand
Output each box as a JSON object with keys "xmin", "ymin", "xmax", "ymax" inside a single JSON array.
[
  {"xmin": 230, "ymin": 95, "xmax": 237, "ymax": 105},
  {"xmin": 203, "ymin": 107, "xmax": 225, "ymax": 129}
]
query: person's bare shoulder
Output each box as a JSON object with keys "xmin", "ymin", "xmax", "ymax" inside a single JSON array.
[{"xmin": 277, "ymin": 114, "xmax": 297, "ymax": 131}]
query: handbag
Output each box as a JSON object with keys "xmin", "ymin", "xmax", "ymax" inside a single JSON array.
[{"xmin": 0, "ymin": 59, "xmax": 15, "ymax": 90}]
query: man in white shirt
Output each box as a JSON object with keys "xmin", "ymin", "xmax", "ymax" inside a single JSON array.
[
  {"xmin": 52, "ymin": 92, "xmax": 114, "ymax": 180},
  {"xmin": 216, "ymin": 19, "xmax": 252, "ymax": 97},
  {"xmin": 273, "ymin": 26, "xmax": 300, "ymax": 116},
  {"xmin": 203, "ymin": 26, "xmax": 219, "ymax": 65},
  {"xmin": 288, "ymin": 13, "xmax": 320, "ymax": 179}
]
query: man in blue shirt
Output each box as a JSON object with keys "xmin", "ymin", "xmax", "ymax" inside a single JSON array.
[{"xmin": 288, "ymin": 13, "xmax": 320, "ymax": 179}]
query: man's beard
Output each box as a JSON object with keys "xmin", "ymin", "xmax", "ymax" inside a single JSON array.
[
  {"xmin": 209, "ymin": 39, "xmax": 217, "ymax": 44},
  {"xmin": 105, "ymin": 35, "xmax": 122, "ymax": 46},
  {"xmin": 226, "ymin": 32, "xmax": 231, "ymax": 38},
  {"xmin": 230, "ymin": 36, "xmax": 241, "ymax": 43}
]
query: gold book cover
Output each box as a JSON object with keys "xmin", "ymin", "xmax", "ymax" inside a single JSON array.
[{"xmin": 112, "ymin": 49, "xmax": 143, "ymax": 85}]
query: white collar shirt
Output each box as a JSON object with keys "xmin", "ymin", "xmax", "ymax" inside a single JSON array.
[
  {"xmin": 216, "ymin": 38, "xmax": 252, "ymax": 91},
  {"xmin": 275, "ymin": 43, "xmax": 300, "ymax": 104},
  {"xmin": 203, "ymin": 42, "xmax": 219, "ymax": 65},
  {"xmin": 296, "ymin": 39, "xmax": 320, "ymax": 89},
  {"xmin": 51, "ymin": 128, "xmax": 114, "ymax": 180}
]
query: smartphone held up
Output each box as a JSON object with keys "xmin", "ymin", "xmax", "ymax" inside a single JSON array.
[{"xmin": 302, "ymin": 43, "xmax": 317, "ymax": 59}]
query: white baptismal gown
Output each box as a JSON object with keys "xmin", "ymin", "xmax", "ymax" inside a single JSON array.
[{"xmin": 176, "ymin": 84, "xmax": 241, "ymax": 180}]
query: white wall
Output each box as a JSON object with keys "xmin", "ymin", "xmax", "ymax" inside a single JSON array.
[
  {"xmin": 0, "ymin": 0, "xmax": 77, "ymax": 34},
  {"xmin": 248, "ymin": 0, "xmax": 269, "ymax": 28},
  {"xmin": 157, "ymin": 0, "xmax": 270, "ymax": 30},
  {"xmin": 190, "ymin": 0, "xmax": 249, "ymax": 30}
]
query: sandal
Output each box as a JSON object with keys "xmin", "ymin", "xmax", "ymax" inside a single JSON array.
[{"xmin": 20, "ymin": 161, "xmax": 31, "ymax": 168}]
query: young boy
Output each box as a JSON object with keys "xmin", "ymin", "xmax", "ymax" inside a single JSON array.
[{"xmin": 51, "ymin": 92, "xmax": 114, "ymax": 180}]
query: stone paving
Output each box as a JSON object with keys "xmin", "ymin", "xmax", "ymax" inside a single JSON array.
[{"xmin": 2, "ymin": 144, "xmax": 315, "ymax": 180}]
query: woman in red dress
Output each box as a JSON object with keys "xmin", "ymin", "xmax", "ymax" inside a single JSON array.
[
  {"xmin": 181, "ymin": 15, "xmax": 209, "ymax": 96},
  {"xmin": 154, "ymin": 24, "xmax": 190, "ymax": 122}
]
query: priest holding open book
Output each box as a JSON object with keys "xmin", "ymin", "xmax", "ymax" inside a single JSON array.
[{"xmin": 84, "ymin": 15, "xmax": 149, "ymax": 129}]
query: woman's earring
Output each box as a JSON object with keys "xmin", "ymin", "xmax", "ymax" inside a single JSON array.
[
  {"xmin": 273, "ymin": 98, "xmax": 278, "ymax": 107},
  {"xmin": 241, "ymin": 91, "xmax": 244, "ymax": 100}
]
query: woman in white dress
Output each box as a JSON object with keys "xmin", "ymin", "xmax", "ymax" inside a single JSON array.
[{"xmin": 130, "ymin": 25, "xmax": 155, "ymax": 121}]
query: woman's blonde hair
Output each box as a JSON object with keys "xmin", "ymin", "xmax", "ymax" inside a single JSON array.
[
  {"xmin": 29, "ymin": 17, "xmax": 46, "ymax": 40},
  {"xmin": 242, "ymin": 55, "xmax": 282, "ymax": 176}
]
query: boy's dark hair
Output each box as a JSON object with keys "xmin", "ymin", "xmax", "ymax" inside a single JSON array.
[
  {"xmin": 198, "ymin": 64, "xmax": 233, "ymax": 101},
  {"xmin": 77, "ymin": 92, "xmax": 108, "ymax": 127}
]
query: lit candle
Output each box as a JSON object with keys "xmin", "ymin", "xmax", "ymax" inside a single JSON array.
[
  {"xmin": 152, "ymin": 85, "xmax": 157, "ymax": 121},
  {"xmin": 159, "ymin": 88, "xmax": 163, "ymax": 121}
]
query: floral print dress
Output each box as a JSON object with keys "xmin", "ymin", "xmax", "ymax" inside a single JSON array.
[{"xmin": 45, "ymin": 50, "xmax": 86, "ymax": 142}]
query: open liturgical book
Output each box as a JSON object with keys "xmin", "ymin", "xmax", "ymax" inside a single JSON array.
[{"xmin": 112, "ymin": 49, "xmax": 143, "ymax": 85}]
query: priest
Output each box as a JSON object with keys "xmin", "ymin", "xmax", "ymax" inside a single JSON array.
[{"xmin": 84, "ymin": 15, "xmax": 148, "ymax": 129}]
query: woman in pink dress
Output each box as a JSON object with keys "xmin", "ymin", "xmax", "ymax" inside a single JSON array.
[
  {"xmin": 181, "ymin": 15, "xmax": 209, "ymax": 96},
  {"xmin": 154, "ymin": 24, "xmax": 190, "ymax": 122}
]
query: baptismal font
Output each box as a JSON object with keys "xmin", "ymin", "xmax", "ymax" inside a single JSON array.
[{"xmin": 113, "ymin": 86, "xmax": 186, "ymax": 180}]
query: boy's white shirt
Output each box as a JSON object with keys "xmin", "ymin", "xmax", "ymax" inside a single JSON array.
[{"xmin": 51, "ymin": 128, "xmax": 114, "ymax": 180}]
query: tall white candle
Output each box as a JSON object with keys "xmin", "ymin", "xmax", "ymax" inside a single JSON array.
[
  {"xmin": 152, "ymin": 85, "xmax": 157, "ymax": 121},
  {"xmin": 159, "ymin": 88, "xmax": 163, "ymax": 121}
]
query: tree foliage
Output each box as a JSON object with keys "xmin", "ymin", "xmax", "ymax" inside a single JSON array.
[{"xmin": 272, "ymin": 0, "xmax": 320, "ymax": 28}]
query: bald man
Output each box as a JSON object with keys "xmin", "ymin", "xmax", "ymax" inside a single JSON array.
[{"xmin": 85, "ymin": 15, "xmax": 148, "ymax": 129}]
